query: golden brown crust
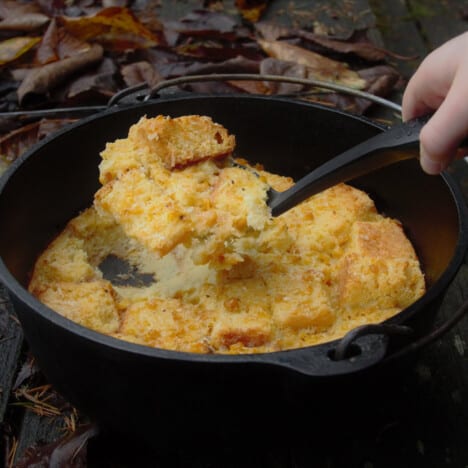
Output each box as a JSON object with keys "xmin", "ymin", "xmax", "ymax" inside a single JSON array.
[
  {"xmin": 35, "ymin": 281, "xmax": 120, "ymax": 334},
  {"xmin": 128, "ymin": 115, "xmax": 236, "ymax": 170}
]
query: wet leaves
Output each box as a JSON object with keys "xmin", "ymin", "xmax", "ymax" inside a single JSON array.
[
  {"xmin": 17, "ymin": 43, "xmax": 104, "ymax": 104},
  {"xmin": 121, "ymin": 59, "xmax": 161, "ymax": 87},
  {"xmin": 0, "ymin": 14, "xmax": 50, "ymax": 33},
  {"xmin": 0, "ymin": 37, "xmax": 42, "ymax": 66},
  {"xmin": 0, "ymin": 1, "xmax": 49, "ymax": 32},
  {"xmin": 235, "ymin": 0, "xmax": 270, "ymax": 23},
  {"xmin": 166, "ymin": 9, "xmax": 245, "ymax": 40},
  {"xmin": 14, "ymin": 424, "xmax": 99, "ymax": 468},
  {"xmin": 0, "ymin": 1, "xmax": 407, "ymax": 125},
  {"xmin": 255, "ymin": 22, "xmax": 417, "ymax": 61},
  {"xmin": 258, "ymin": 39, "xmax": 367, "ymax": 88},
  {"xmin": 60, "ymin": 7, "xmax": 165, "ymax": 51},
  {"xmin": 35, "ymin": 18, "xmax": 93, "ymax": 65},
  {"xmin": 12, "ymin": 355, "xmax": 41, "ymax": 391},
  {"xmin": 0, "ymin": 118, "xmax": 76, "ymax": 170}
]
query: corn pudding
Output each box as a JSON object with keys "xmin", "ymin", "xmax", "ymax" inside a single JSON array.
[{"xmin": 29, "ymin": 115, "xmax": 425, "ymax": 354}]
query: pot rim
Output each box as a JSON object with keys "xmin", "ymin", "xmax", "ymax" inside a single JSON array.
[{"xmin": 0, "ymin": 94, "xmax": 466, "ymax": 366}]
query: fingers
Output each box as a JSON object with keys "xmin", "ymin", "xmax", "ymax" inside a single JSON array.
[
  {"xmin": 401, "ymin": 32, "xmax": 468, "ymax": 174},
  {"xmin": 402, "ymin": 41, "xmax": 455, "ymax": 122},
  {"xmin": 418, "ymin": 71, "xmax": 468, "ymax": 173}
]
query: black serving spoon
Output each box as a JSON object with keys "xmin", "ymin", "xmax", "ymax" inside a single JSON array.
[{"xmin": 266, "ymin": 115, "xmax": 468, "ymax": 216}]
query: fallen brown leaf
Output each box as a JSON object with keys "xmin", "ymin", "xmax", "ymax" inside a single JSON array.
[
  {"xmin": 227, "ymin": 78, "xmax": 270, "ymax": 94},
  {"xmin": 131, "ymin": 0, "xmax": 164, "ymax": 34},
  {"xmin": 0, "ymin": 37, "xmax": 41, "ymax": 66},
  {"xmin": 165, "ymin": 9, "xmax": 249, "ymax": 40},
  {"xmin": 182, "ymin": 80, "xmax": 241, "ymax": 95},
  {"xmin": 13, "ymin": 355, "xmax": 40, "ymax": 390},
  {"xmin": 260, "ymin": 57, "xmax": 307, "ymax": 94},
  {"xmin": 176, "ymin": 56, "xmax": 260, "ymax": 79},
  {"xmin": 258, "ymin": 39, "xmax": 366, "ymax": 89},
  {"xmin": 302, "ymin": 30, "xmax": 418, "ymax": 62},
  {"xmin": 35, "ymin": 18, "xmax": 59, "ymax": 65},
  {"xmin": 358, "ymin": 64, "xmax": 402, "ymax": 102},
  {"xmin": 235, "ymin": 0, "xmax": 270, "ymax": 23},
  {"xmin": 36, "ymin": 0, "xmax": 100, "ymax": 17},
  {"xmin": 0, "ymin": 3, "xmax": 49, "ymax": 44},
  {"xmin": 103, "ymin": 0, "xmax": 129, "ymax": 6},
  {"xmin": 0, "ymin": 118, "xmax": 76, "ymax": 163},
  {"xmin": 66, "ymin": 57, "xmax": 119, "ymax": 101},
  {"xmin": 176, "ymin": 41, "xmax": 264, "ymax": 61},
  {"xmin": 256, "ymin": 22, "xmax": 417, "ymax": 62},
  {"xmin": 121, "ymin": 60, "xmax": 161, "ymax": 87},
  {"xmin": 0, "ymin": 13, "xmax": 50, "ymax": 33},
  {"xmin": 0, "ymin": 0, "xmax": 43, "ymax": 19},
  {"xmin": 17, "ymin": 43, "xmax": 104, "ymax": 104},
  {"xmin": 14, "ymin": 424, "xmax": 99, "ymax": 468},
  {"xmin": 302, "ymin": 64, "xmax": 401, "ymax": 114},
  {"xmin": 36, "ymin": 19, "xmax": 92, "ymax": 66},
  {"xmin": 254, "ymin": 21, "xmax": 293, "ymax": 41},
  {"xmin": 60, "ymin": 6, "xmax": 165, "ymax": 51}
]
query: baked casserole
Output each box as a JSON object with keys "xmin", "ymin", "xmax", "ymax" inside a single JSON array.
[{"xmin": 29, "ymin": 115, "xmax": 425, "ymax": 354}]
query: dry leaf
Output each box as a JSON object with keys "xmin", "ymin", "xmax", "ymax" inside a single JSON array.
[
  {"xmin": 0, "ymin": 1, "xmax": 49, "ymax": 34},
  {"xmin": 227, "ymin": 79, "xmax": 270, "ymax": 94},
  {"xmin": 0, "ymin": 13, "xmax": 50, "ymax": 32},
  {"xmin": 17, "ymin": 43, "xmax": 104, "ymax": 104},
  {"xmin": 301, "ymin": 31, "xmax": 418, "ymax": 62},
  {"xmin": 35, "ymin": 18, "xmax": 59, "ymax": 65},
  {"xmin": 0, "ymin": 36, "xmax": 41, "ymax": 66},
  {"xmin": 358, "ymin": 64, "xmax": 402, "ymax": 98},
  {"xmin": 103, "ymin": 0, "xmax": 128, "ymax": 6},
  {"xmin": 256, "ymin": 22, "xmax": 417, "ymax": 62},
  {"xmin": 121, "ymin": 60, "xmax": 161, "ymax": 87},
  {"xmin": 176, "ymin": 41, "xmax": 263, "ymax": 61},
  {"xmin": 260, "ymin": 57, "xmax": 307, "ymax": 94},
  {"xmin": 130, "ymin": 0, "xmax": 164, "ymax": 34},
  {"xmin": 235, "ymin": 0, "xmax": 269, "ymax": 22},
  {"xmin": 66, "ymin": 57, "xmax": 119, "ymax": 100},
  {"xmin": 0, "ymin": 0, "xmax": 43, "ymax": 19},
  {"xmin": 165, "ymin": 9, "xmax": 247, "ymax": 40},
  {"xmin": 60, "ymin": 7, "xmax": 165, "ymax": 51},
  {"xmin": 153, "ymin": 55, "xmax": 260, "ymax": 79},
  {"xmin": 36, "ymin": 19, "xmax": 93, "ymax": 65},
  {"xmin": 13, "ymin": 355, "xmax": 40, "ymax": 390},
  {"xmin": 0, "ymin": 118, "xmax": 76, "ymax": 163},
  {"xmin": 258, "ymin": 39, "xmax": 366, "ymax": 89},
  {"xmin": 14, "ymin": 424, "xmax": 99, "ymax": 468}
]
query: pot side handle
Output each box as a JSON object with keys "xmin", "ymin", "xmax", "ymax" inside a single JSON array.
[
  {"xmin": 383, "ymin": 296, "xmax": 468, "ymax": 364},
  {"xmin": 265, "ymin": 324, "xmax": 412, "ymax": 377},
  {"xmin": 268, "ymin": 295, "xmax": 468, "ymax": 377}
]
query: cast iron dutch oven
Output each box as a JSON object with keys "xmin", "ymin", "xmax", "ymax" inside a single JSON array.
[{"xmin": 0, "ymin": 83, "xmax": 467, "ymax": 444}]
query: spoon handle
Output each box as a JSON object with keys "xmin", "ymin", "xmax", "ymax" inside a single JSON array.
[{"xmin": 269, "ymin": 115, "xmax": 464, "ymax": 217}]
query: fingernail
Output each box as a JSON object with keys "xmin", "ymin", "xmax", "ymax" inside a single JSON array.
[{"xmin": 420, "ymin": 147, "xmax": 443, "ymax": 175}]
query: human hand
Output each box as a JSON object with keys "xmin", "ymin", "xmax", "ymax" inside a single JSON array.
[{"xmin": 402, "ymin": 32, "xmax": 468, "ymax": 174}]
